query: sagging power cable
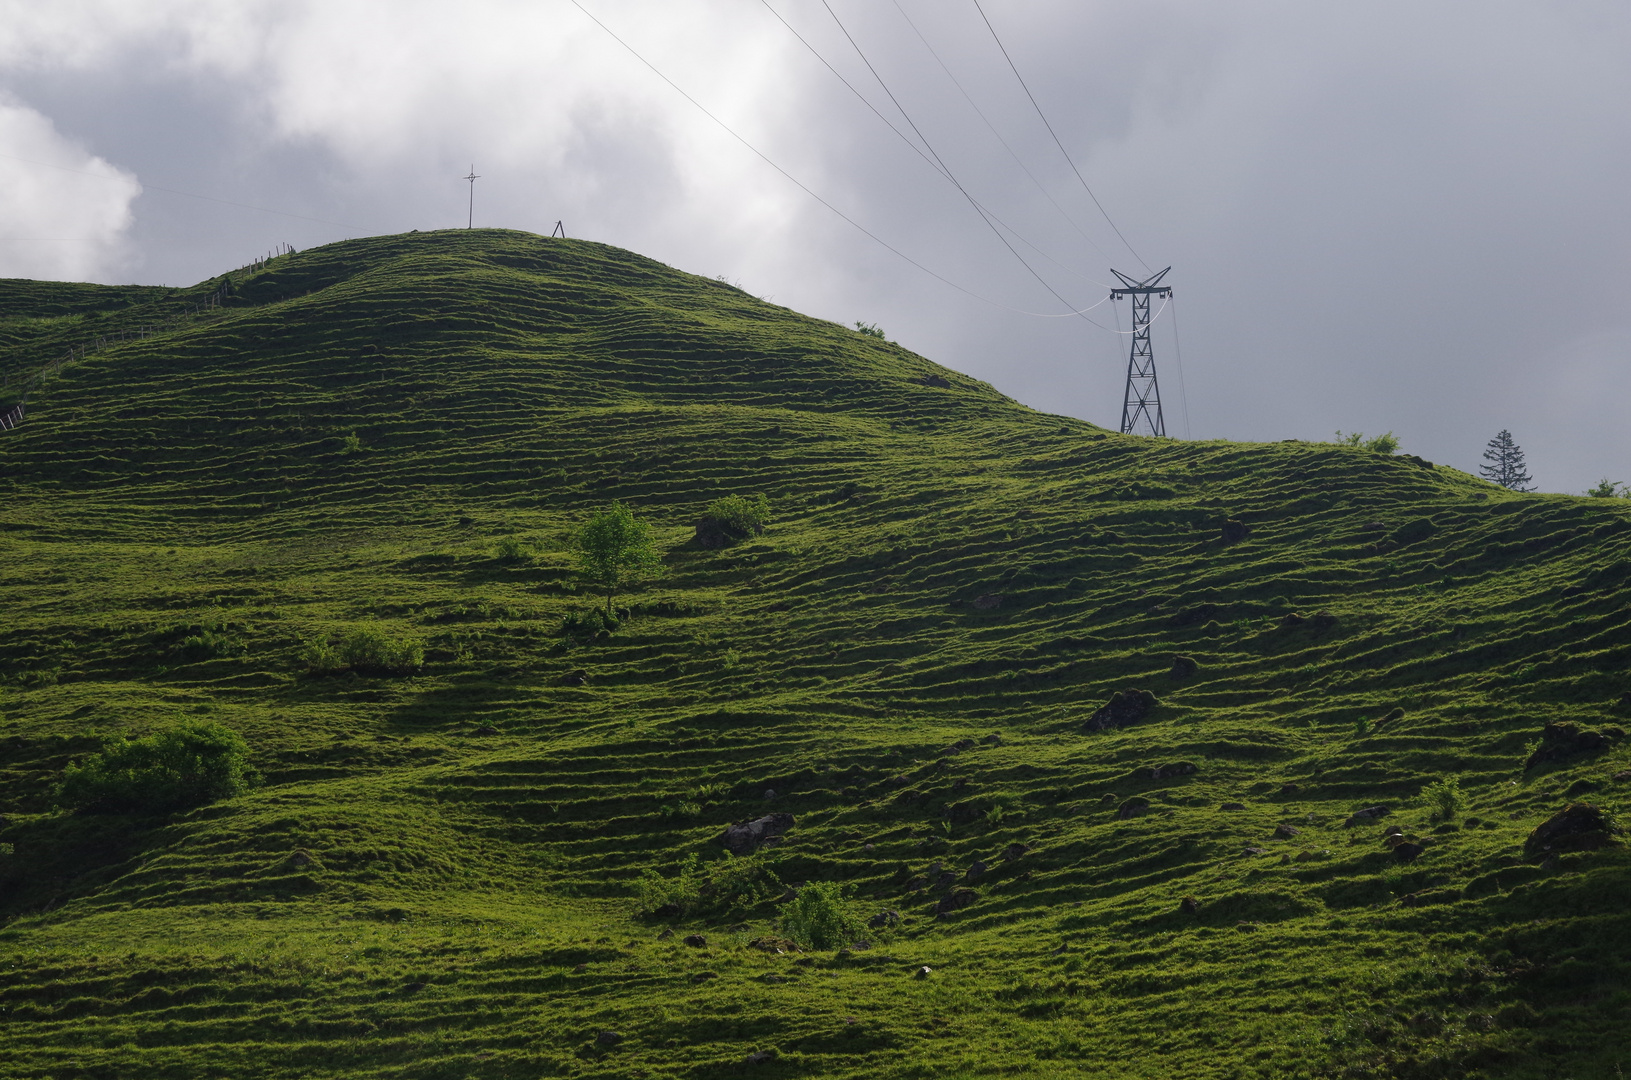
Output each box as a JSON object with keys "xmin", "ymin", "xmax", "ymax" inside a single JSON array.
[
  {"xmin": 816, "ymin": 0, "xmax": 1112, "ymax": 328},
  {"xmin": 970, "ymin": 0, "xmax": 1149, "ymax": 272},
  {"xmin": 567, "ymin": 0, "xmax": 1110, "ymax": 319},
  {"xmin": 888, "ymin": 0, "xmax": 1115, "ymax": 282},
  {"xmin": 761, "ymin": 0, "xmax": 1111, "ymax": 293}
]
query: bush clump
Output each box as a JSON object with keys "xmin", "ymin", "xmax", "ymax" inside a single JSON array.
[
  {"xmin": 1421, "ymin": 776, "xmax": 1465, "ymax": 820},
  {"xmin": 56, "ymin": 722, "xmax": 259, "ymax": 815},
  {"xmin": 562, "ymin": 607, "xmax": 622, "ymax": 639},
  {"xmin": 634, "ymin": 851, "xmax": 784, "ymax": 918},
  {"xmin": 494, "ymin": 535, "xmax": 534, "ymax": 563},
  {"xmin": 694, "ymin": 494, "xmax": 772, "ymax": 550},
  {"xmin": 780, "ymin": 881, "xmax": 864, "ymax": 950},
  {"xmin": 301, "ymin": 624, "xmax": 424, "ymax": 676}
]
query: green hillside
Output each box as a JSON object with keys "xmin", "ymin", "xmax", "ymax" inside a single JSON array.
[{"xmin": 2, "ymin": 229, "xmax": 1629, "ymax": 1080}]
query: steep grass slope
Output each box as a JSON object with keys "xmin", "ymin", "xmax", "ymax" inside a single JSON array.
[{"xmin": 2, "ymin": 229, "xmax": 1630, "ymax": 1080}]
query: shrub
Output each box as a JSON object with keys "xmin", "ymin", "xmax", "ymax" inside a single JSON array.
[
  {"xmin": 780, "ymin": 881, "xmax": 864, "ymax": 950},
  {"xmin": 633, "ymin": 850, "xmax": 783, "ymax": 917},
  {"xmin": 175, "ymin": 625, "xmax": 243, "ymax": 662},
  {"xmin": 1333, "ymin": 430, "xmax": 1400, "ymax": 454},
  {"xmin": 853, "ymin": 321, "xmax": 886, "ymax": 339},
  {"xmin": 1421, "ymin": 776, "xmax": 1465, "ymax": 820},
  {"xmin": 56, "ymin": 722, "xmax": 259, "ymax": 815},
  {"xmin": 494, "ymin": 535, "xmax": 533, "ymax": 562},
  {"xmin": 301, "ymin": 625, "xmax": 423, "ymax": 676},
  {"xmin": 340, "ymin": 432, "xmax": 364, "ymax": 454},
  {"xmin": 562, "ymin": 606, "xmax": 620, "ymax": 638},
  {"xmin": 695, "ymin": 494, "xmax": 772, "ymax": 549}
]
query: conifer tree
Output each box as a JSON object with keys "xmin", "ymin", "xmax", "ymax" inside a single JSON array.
[{"xmin": 1479, "ymin": 429, "xmax": 1533, "ymax": 491}]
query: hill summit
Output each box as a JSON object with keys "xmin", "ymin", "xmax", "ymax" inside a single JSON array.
[{"xmin": 2, "ymin": 229, "xmax": 1630, "ymax": 1079}]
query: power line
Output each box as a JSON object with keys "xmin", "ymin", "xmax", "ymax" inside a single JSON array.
[
  {"xmin": 566, "ymin": 0, "xmax": 1109, "ymax": 320},
  {"xmin": 761, "ymin": 0, "xmax": 1111, "ymax": 298},
  {"xmin": 970, "ymin": 0, "xmax": 1149, "ymax": 272},
  {"xmin": 888, "ymin": 0, "xmax": 1115, "ymax": 281},
  {"xmin": 815, "ymin": 0, "xmax": 1109, "ymax": 327}
]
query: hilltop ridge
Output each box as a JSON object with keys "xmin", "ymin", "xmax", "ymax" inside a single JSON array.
[{"xmin": 2, "ymin": 229, "xmax": 1630, "ymax": 1079}]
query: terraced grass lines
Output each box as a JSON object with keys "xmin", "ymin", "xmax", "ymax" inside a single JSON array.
[{"xmin": 2, "ymin": 229, "xmax": 1631, "ymax": 1078}]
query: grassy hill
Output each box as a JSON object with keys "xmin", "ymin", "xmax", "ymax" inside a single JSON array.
[{"xmin": 2, "ymin": 228, "xmax": 1629, "ymax": 1080}]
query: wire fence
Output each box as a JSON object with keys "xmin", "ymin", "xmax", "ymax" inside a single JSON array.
[{"xmin": 1, "ymin": 243, "xmax": 297, "ymax": 434}]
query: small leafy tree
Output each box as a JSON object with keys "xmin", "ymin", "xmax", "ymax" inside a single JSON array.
[
  {"xmin": 1586, "ymin": 478, "xmax": 1626, "ymax": 498},
  {"xmin": 854, "ymin": 321, "xmax": 886, "ymax": 340},
  {"xmin": 573, "ymin": 502, "xmax": 661, "ymax": 617},
  {"xmin": 1479, "ymin": 430, "xmax": 1533, "ymax": 491},
  {"xmin": 780, "ymin": 881, "xmax": 864, "ymax": 950},
  {"xmin": 1421, "ymin": 776, "xmax": 1465, "ymax": 820},
  {"xmin": 56, "ymin": 722, "xmax": 259, "ymax": 814}
]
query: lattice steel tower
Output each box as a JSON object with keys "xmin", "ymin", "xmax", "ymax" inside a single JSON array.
[{"xmin": 1110, "ymin": 267, "xmax": 1172, "ymax": 436}]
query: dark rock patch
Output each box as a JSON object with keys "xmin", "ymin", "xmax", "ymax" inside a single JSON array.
[
  {"xmin": 1179, "ymin": 896, "xmax": 1200, "ymax": 915},
  {"xmin": 918, "ymin": 374, "xmax": 952, "ymax": 389},
  {"xmin": 1344, "ymin": 805, "xmax": 1390, "ymax": 826},
  {"xmin": 1525, "ymin": 802, "xmax": 1617, "ymax": 860},
  {"xmin": 935, "ymin": 889, "xmax": 977, "ymax": 916},
  {"xmin": 1279, "ymin": 612, "xmax": 1307, "ymax": 629},
  {"xmin": 1000, "ymin": 842, "xmax": 1030, "ymax": 862},
  {"xmin": 1144, "ymin": 761, "xmax": 1198, "ymax": 781},
  {"xmin": 1273, "ymin": 824, "xmax": 1301, "ymax": 839},
  {"xmin": 964, "ymin": 860, "xmax": 988, "ymax": 882},
  {"xmin": 719, "ymin": 813, "xmax": 794, "ymax": 855},
  {"xmin": 1084, "ymin": 688, "xmax": 1157, "ymax": 733},
  {"xmin": 560, "ymin": 669, "xmax": 587, "ymax": 687},
  {"xmin": 1221, "ymin": 519, "xmax": 1252, "ymax": 545},
  {"xmin": 972, "ymin": 593, "xmax": 1004, "ymax": 611},
  {"xmin": 595, "ymin": 1031, "xmax": 622, "ymax": 1047},
  {"xmin": 1170, "ymin": 654, "xmax": 1199, "ymax": 678},
  {"xmin": 682, "ymin": 934, "xmax": 708, "ymax": 948},
  {"xmin": 1525, "ymin": 722, "xmax": 1621, "ymax": 771},
  {"xmin": 868, "ymin": 910, "xmax": 900, "ymax": 929},
  {"xmin": 1393, "ymin": 842, "xmax": 1425, "ymax": 863},
  {"xmin": 1117, "ymin": 798, "xmax": 1151, "ymax": 820},
  {"xmin": 746, "ymin": 1049, "xmax": 778, "ymax": 1065}
]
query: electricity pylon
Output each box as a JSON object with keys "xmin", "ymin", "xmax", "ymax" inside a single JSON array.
[{"xmin": 1110, "ymin": 267, "xmax": 1172, "ymax": 437}]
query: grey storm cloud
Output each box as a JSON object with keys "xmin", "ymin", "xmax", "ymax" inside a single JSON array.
[{"xmin": 2, "ymin": 0, "xmax": 1627, "ymax": 492}]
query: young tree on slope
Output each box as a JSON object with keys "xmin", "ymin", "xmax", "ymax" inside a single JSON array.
[
  {"xmin": 1479, "ymin": 430, "xmax": 1533, "ymax": 491},
  {"xmin": 573, "ymin": 501, "xmax": 661, "ymax": 616}
]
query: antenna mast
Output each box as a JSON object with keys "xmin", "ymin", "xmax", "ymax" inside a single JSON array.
[
  {"xmin": 1110, "ymin": 267, "xmax": 1172, "ymax": 437},
  {"xmin": 463, "ymin": 165, "xmax": 480, "ymax": 228}
]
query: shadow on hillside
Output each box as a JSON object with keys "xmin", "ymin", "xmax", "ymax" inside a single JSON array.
[{"xmin": 0, "ymin": 812, "xmax": 157, "ymax": 922}]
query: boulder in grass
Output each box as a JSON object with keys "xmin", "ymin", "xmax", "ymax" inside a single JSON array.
[
  {"xmin": 1393, "ymin": 842, "xmax": 1425, "ymax": 864},
  {"xmin": 1344, "ymin": 805, "xmax": 1390, "ymax": 826},
  {"xmin": 746, "ymin": 1049, "xmax": 778, "ymax": 1065},
  {"xmin": 1524, "ymin": 722, "xmax": 1621, "ymax": 771},
  {"xmin": 1000, "ymin": 842, "xmax": 1031, "ymax": 862},
  {"xmin": 1273, "ymin": 824, "xmax": 1302, "ymax": 840},
  {"xmin": 868, "ymin": 910, "xmax": 900, "ymax": 929},
  {"xmin": 1146, "ymin": 761, "xmax": 1198, "ymax": 781},
  {"xmin": 1525, "ymin": 802, "xmax": 1618, "ymax": 860},
  {"xmin": 1117, "ymin": 798, "xmax": 1151, "ymax": 821},
  {"xmin": 595, "ymin": 1031, "xmax": 622, "ymax": 1047},
  {"xmin": 1084, "ymin": 688, "xmax": 1158, "ymax": 733},
  {"xmin": 1221, "ymin": 519, "xmax": 1252, "ymax": 545},
  {"xmin": 934, "ymin": 889, "xmax": 977, "ymax": 916},
  {"xmin": 719, "ymin": 813, "xmax": 795, "ymax": 855},
  {"xmin": 1170, "ymin": 654, "xmax": 1199, "ymax": 678}
]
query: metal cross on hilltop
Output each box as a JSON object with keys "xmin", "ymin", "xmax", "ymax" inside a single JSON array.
[{"xmin": 463, "ymin": 165, "xmax": 480, "ymax": 229}]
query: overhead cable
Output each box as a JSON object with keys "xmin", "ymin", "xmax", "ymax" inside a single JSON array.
[
  {"xmin": 566, "ymin": 0, "xmax": 1110, "ymax": 320},
  {"xmin": 888, "ymin": 0, "xmax": 1115, "ymax": 281},
  {"xmin": 815, "ymin": 0, "xmax": 1112, "ymax": 328},
  {"xmin": 970, "ymin": 0, "xmax": 1150, "ymax": 271},
  {"xmin": 762, "ymin": 0, "xmax": 1111, "ymax": 295}
]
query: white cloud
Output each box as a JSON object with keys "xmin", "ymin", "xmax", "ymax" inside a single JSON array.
[{"xmin": 0, "ymin": 95, "xmax": 139, "ymax": 281}]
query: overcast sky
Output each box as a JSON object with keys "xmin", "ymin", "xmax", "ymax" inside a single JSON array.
[{"xmin": 2, "ymin": 1, "xmax": 1628, "ymax": 493}]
